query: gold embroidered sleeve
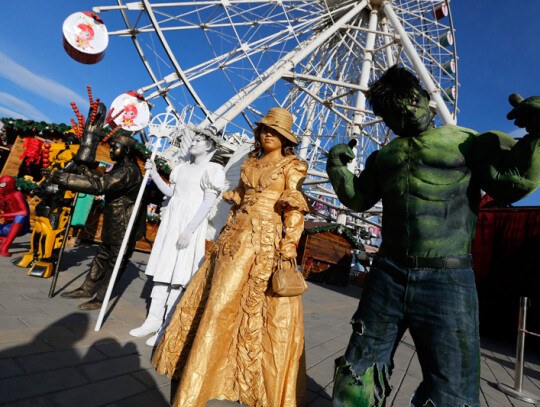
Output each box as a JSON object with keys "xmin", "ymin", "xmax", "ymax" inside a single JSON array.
[{"xmin": 278, "ymin": 159, "xmax": 311, "ymax": 260}]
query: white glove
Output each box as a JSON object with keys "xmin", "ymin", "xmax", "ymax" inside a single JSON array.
[
  {"xmin": 144, "ymin": 160, "xmax": 156, "ymax": 172},
  {"xmin": 175, "ymin": 191, "xmax": 218, "ymax": 249},
  {"xmin": 177, "ymin": 229, "xmax": 194, "ymax": 249},
  {"xmin": 148, "ymin": 160, "xmax": 173, "ymax": 197}
]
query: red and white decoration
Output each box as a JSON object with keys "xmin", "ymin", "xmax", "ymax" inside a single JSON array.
[
  {"xmin": 443, "ymin": 86, "xmax": 456, "ymax": 102},
  {"xmin": 438, "ymin": 30, "xmax": 453, "ymax": 47},
  {"xmin": 110, "ymin": 92, "xmax": 151, "ymax": 132},
  {"xmin": 62, "ymin": 12, "xmax": 108, "ymax": 64},
  {"xmin": 433, "ymin": 2, "xmax": 448, "ymax": 20},
  {"xmin": 442, "ymin": 58, "xmax": 455, "ymax": 75}
]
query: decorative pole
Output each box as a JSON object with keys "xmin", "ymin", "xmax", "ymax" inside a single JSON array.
[
  {"xmin": 95, "ymin": 108, "xmax": 180, "ymax": 331},
  {"xmin": 48, "ymin": 193, "xmax": 79, "ymax": 297}
]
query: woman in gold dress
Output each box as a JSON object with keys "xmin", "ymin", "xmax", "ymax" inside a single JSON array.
[{"xmin": 152, "ymin": 107, "xmax": 311, "ymax": 407}]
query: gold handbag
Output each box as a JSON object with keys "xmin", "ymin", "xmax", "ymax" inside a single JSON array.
[{"xmin": 272, "ymin": 257, "xmax": 308, "ymax": 297}]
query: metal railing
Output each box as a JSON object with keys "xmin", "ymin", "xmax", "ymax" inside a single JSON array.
[{"xmin": 497, "ymin": 297, "xmax": 540, "ymax": 403}]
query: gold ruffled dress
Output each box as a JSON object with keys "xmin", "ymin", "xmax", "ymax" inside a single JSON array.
[{"xmin": 152, "ymin": 155, "xmax": 311, "ymax": 407}]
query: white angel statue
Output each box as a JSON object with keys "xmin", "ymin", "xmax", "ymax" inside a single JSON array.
[{"xmin": 129, "ymin": 125, "xmax": 229, "ymax": 346}]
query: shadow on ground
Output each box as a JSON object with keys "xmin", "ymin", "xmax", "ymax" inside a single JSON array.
[{"xmin": 0, "ymin": 313, "xmax": 168, "ymax": 406}]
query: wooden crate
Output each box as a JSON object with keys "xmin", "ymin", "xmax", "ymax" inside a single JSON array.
[
  {"xmin": 0, "ymin": 136, "xmax": 30, "ymax": 178},
  {"xmin": 298, "ymin": 230, "xmax": 353, "ymax": 286}
]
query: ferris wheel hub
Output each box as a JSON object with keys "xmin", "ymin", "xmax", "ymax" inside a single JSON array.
[{"xmin": 368, "ymin": 0, "xmax": 387, "ymax": 10}]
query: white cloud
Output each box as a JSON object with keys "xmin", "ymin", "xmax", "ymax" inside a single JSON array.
[
  {"xmin": 0, "ymin": 50, "xmax": 88, "ymax": 109},
  {"xmin": 0, "ymin": 92, "xmax": 50, "ymax": 122},
  {"xmin": 0, "ymin": 105, "xmax": 28, "ymax": 120}
]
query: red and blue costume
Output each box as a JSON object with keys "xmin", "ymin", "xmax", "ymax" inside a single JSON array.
[{"xmin": 0, "ymin": 176, "xmax": 30, "ymax": 257}]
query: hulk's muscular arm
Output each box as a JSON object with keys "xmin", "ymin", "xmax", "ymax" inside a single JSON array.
[
  {"xmin": 326, "ymin": 144, "xmax": 381, "ymax": 212},
  {"xmin": 472, "ymin": 96, "xmax": 540, "ymax": 204}
]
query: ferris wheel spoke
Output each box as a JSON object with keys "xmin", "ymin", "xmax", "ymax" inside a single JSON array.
[
  {"xmin": 94, "ymin": 0, "xmax": 459, "ymax": 227},
  {"xmin": 110, "ymin": 3, "xmax": 183, "ymax": 117},
  {"xmin": 142, "ymin": 0, "xmax": 216, "ymax": 121},
  {"xmin": 205, "ymin": 1, "xmax": 369, "ymax": 131},
  {"xmin": 383, "ymin": 2, "xmax": 455, "ymax": 125}
]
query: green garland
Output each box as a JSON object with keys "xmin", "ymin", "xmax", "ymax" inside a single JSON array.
[
  {"xmin": 0, "ymin": 118, "xmax": 73, "ymax": 146},
  {"xmin": 15, "ymin": 177, "xmax": 38, "ymax": 193},
  {"xmin": 303, "ymin": 223, "xmax": 361, "ymax": 248},
  {"xmin": 304, "ymin": 224, "xmax": 339, "ymax": 234},
  {"xmin": 0, "ymin": 118, "xmax": 172, "ymax": 175},
  {"xmin": 135, "ymin": 141, "xmax": 150, "ymax": 156},
  {"xmin": 134, "ymin": 141, "xmax": 172, "ymax": 174}
]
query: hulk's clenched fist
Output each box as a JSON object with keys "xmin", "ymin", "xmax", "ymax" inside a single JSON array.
[
  {"xmin": 327, "ymin": 142, "xmax": 355, "ymax": 167},
  {"xmin": 329, "ymin": 66, "xmax": 540, "ymax": 407},
  {"xmin": 507, "ymin": 94, "xmax": 540, "ymax": 135}
]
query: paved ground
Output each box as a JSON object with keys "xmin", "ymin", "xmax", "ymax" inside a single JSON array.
[{"xmin": 1, "ymin": 235, "xmax": 539, "ymax": 406}]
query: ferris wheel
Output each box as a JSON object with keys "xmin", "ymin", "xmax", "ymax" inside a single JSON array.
[{"xmin": 92, "ymin": 0, "xmax": 458, "ymax": 227}]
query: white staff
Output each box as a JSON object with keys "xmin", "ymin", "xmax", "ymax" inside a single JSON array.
[{"xmin": 95, "ymin": 110, "xmax": 180, "ymax": 331}]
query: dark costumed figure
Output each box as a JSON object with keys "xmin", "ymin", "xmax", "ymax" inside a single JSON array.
[
  {"xmin": 328, "ymin": 66, "xmax": 540, "ymax": 406},
  {"xmin": 0, "ymin": 176, "xmax": 30, "ymax": 257},
  {"xmin": 15, "ymin": 87, "xmax": 110, "ymax": 278},
  {"xmin": 42, "ymin": 133, "xmax": 145, "ymax": 310}
]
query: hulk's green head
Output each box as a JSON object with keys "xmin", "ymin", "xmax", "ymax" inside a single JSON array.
[{"xmin": 366, "ymin": 65, "xmax": 433, "ymax": 137}]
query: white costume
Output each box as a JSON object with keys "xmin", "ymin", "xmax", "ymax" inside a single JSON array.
[
  {"xmin": 145, "ymin": 161, "xmax": 225, "ymax": 285},
  {"xmin": 130, "ymin": 131, "xmax": 225, "ymax": 345}
]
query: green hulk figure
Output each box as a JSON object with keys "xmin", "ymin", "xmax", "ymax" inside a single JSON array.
[{"xmin": 328, "ymin": 66, "xmax": 540, "ymax": 407}]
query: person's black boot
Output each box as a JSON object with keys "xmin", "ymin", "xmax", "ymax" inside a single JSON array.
[
  {"xmin": 78, "ymin": 298, "xmax": 103, "ymax": 311},
  {"xmin": 60, "ymin": 288, "xmax": 93, "ymax": 298}
]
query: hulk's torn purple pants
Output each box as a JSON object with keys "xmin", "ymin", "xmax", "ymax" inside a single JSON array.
[{"xmin": 332, "ymin": 257, "xmax": 480, "ymax": 407}]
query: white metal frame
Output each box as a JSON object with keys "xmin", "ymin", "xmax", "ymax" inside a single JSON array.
[{"xmin": 93, "ymin": 0, "xmax": 459, "ymax": 225}]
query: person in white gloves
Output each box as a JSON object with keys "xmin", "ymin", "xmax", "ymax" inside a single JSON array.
[{"xmin": 130, "ymin": 128, "xmax": 225, "ymax": 346}]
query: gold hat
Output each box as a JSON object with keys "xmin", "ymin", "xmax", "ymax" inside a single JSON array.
[{"xmin": 255, "ymin": 107, "xmax": 298, "ymax": 144}]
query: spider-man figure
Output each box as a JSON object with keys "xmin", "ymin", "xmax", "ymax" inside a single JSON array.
[{"xmin": 0, "ymin": 175, "xmax": 30, "ymax": 257}]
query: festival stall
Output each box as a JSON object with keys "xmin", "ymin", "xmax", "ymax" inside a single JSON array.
[
  {"xmin": 0, "ymin": 120, "xmax": 165, "ymax": 252},
  {"xmin": 472, "ymin": 205, "xmax": 540, "ymax": 348},
  {"xmin": 297, "ymin": 221, "xmax": 372, "ymax": 286}
]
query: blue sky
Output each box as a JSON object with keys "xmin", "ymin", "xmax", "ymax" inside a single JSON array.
[{"xmin": 1, "ymin": 0, "xmax": 540, "ymax": 205}]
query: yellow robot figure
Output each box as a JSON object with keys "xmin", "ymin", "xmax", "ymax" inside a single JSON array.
[
  {"xmin": 18, "ymin": 199, "xmax": 72, "ymax": 277},
  {"xmin": 13, "ymin": 135, "xmax": 80, "ymax": 277}
]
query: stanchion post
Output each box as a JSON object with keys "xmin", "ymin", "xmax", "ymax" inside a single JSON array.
[
  {"xmin": 497, "ymin": 296, "xmax": 540, "ymax": 403},
  {"xmin": 515, "ymin": 296, "xmax": 528, "ymax": 392}
]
